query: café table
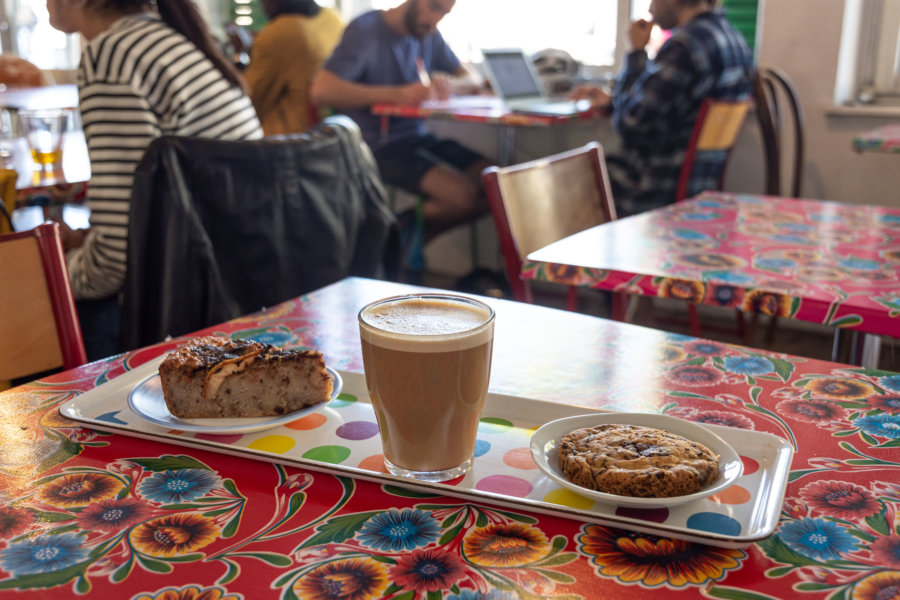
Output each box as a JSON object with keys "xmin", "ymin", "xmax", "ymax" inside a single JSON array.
[
  {"xmin": 372, "ymin": 96, "xmax": 602, "ymax": 165},
  {"xmin": 0, "ymin": 84, "xmax": 79, "ymax": 112},
  {"xmin": 1, "ymin": 276, "xmax": 898, "ymax": 599},
  {"xmin": 853, "ymin": 124, "xmax": 900, "ymax": 154},
  {"xmin": 524, "ymin": 191, "xmax": 900, "ymax": 367}
]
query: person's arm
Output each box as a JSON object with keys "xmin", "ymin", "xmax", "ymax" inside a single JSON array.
[
  {"xmin": 310, "ymin": 68, "xmax": 429, "ymax": 109},
  {"xmin": 68, "ymin": 79, "xmax": 160, "ymax": 300},
  {"xmin": 611, "ymin": 37, "xmax": 697, "ymax": 141}
]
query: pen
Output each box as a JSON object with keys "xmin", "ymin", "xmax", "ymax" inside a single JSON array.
[{"xmin": 415, "ymin": 58, "xmax": 431, "ymax": 86}]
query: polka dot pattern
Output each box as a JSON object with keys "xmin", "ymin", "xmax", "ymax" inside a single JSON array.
[
  {"xmin": 108, "ymin": 371, "xmax": 777, "ymax": 547},
  {"xmin": 544, "ymin": 488, "xmax": 594, "ymax": 510},
  {"xmin": 686, "ymin": 512, "xmax": 743, "ymax": 536},
  {"xmin": 336, "ymin": 421, "xmax": 380, "ymax": 440},
  {"xmin": 302, "ymin": 445, "xmax": 351, "ymax": 464},
  {"xmin": 503, "ymin": 447, "xmax": 536, "ymax": 470},
  {"xmin": 476, "ymin": 475, "xmax": 532, "ymax": 497}
]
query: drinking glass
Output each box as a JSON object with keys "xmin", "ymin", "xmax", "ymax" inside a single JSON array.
[
  {"xmin": 18, "ymin": 108, "xmax": 70, "ymax": 171},
  {"xmin": 358, "ymin": 293, "xmax": 495, "ymax": 482}
]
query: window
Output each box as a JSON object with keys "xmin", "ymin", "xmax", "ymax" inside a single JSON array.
[
  {"xmin": 367, "ymin": 0, "xmax": 631, "ymax": 69},
  {"xmin": 2, "ymin": 0, "xmax": 78, "ymax": 70},
  {"xmin": 837, "ymin": 0, "xmax": 900, "ymax": 106}
]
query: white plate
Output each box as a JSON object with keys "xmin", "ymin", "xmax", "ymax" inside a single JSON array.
[
  {"xmin": 127, "ymin": 367, "xmax": 343, "ymax": 434},
  {"xmin": 530, "ymin": 412, "xmax": 743, "ymax": 508}
]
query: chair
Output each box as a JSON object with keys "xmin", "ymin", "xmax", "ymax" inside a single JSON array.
[
  {"xmin": 119, "ymin": 115, "xmax": 400, "ymax": 350},
  {"xmin": 671, "ymin": 97, "xmax": 751, "ymax": 337},
  {"xmin": 754, "ymin": 65, "xmax": 804, "ymax": 197},
  {"xmin": 675, "ymin": 97, "xmax": 751, "ymax": 203},
  {"xmin": 482, "ymin": 142, "xmax": 624, "ymax": 316},
  {"xmin": 0, "ymin": 222, "xmax": 87, "ymax": 384}
]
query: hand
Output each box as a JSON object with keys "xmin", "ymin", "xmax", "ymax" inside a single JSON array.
[
  {"xmin": 568, "ymin": 84, "xmax": 612, "ymax": 109},
  {"xmin": 629, "ymin": 18, "xmax": 653, "ymax": 51},
  {"xmin": 53, "ymin": 217, "xmax": 89, "ymax": 251},
  {"xmin": 396, "ymin": 82, "xmax": 431, "ymax": 106},
  {"xmin": 429, "ymin": 73, "xmax": 452, "ymax": 101}
]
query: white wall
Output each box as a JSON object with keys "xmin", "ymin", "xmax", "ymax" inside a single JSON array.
[{"xmin": 727, "ymin": 0, "xmax": 900, "ymax": 206}]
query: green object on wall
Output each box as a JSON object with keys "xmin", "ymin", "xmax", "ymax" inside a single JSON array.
[{"xmin": 721, "ymin": 0, "xmax": 759, "ymax": 56}]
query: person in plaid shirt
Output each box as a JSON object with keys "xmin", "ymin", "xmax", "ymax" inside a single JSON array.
[{"xmin": 573, "ymin": 0, "xmax": 753, "ymax": 215}]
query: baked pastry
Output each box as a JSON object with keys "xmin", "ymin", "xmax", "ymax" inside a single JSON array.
[
  {"xmin": 158, "ymin": 336, "xmax": 333, "ymax": 418},
  {"xmin": 558, "ymin": 424, "xmax": 719, "ymax": 497}
]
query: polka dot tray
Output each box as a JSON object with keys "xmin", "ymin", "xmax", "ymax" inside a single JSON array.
[{"xmin": 60, "ymin": 356, "xmax": 794, "ymax": 549}]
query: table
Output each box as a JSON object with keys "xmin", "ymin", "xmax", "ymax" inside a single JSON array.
[
  {"xmin": 525, "ymin": 191, "xmax": 900, "ymax": 363},
  {"xmin": 853, "ymin": 124, "xmax": 900, "ymax": 154},
  {"xmin": 372, "ymin": 96, "xmax": 603, "ymax": 165},
  {"xmin": 0, "ymin": 84, "xmax": 79, "ymax": 111},
  {"xmin": 1, "ymin": 276, "xmax": 898, "ymax": 598}
]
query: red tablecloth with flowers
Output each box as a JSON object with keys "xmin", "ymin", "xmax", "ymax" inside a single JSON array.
[
  {"xmin": 524, "ymin": 192, "xmax": 900, "ymax": 337},
  {"xmin": 1, "ymin": 277, "xmax": 898, "ymax": 599},
  {"xmin": 853, "ymin": 124, "xmax": 900, "ymax": 154}
]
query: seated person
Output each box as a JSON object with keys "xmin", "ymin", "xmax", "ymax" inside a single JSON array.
[
  {"xmin": 310, "ymin": 0, "xmax": 489, "ymax": 243},
  {"xmin": 47, "ymin": 0, "xmax": 263, "ymax": 359},
  {"xmin": 571, "ymin": 0, "xmax": 753, "ymax": 216},
  {"xmin": 245, "ymin": 0, "xmax": 344, "ymax": 134}
]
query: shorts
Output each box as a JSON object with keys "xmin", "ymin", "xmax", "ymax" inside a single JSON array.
[{"xmin": 373, "ymin": 133, "xmax": 485, "ymax": 194}]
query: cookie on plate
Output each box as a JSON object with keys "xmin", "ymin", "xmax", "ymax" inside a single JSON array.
[{"xmin": 558, "ymin": 423, "xmax": 719, "ymax": 497}]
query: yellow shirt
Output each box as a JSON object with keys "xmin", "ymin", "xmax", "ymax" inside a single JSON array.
[{"xmin": 246, "ymin": 9, "xmax": 343, "ymax": 135}]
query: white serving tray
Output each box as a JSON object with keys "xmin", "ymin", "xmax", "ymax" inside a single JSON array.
[{"xmin": 60, "ymin": 358, "xmax": 793, "ymax": 549}]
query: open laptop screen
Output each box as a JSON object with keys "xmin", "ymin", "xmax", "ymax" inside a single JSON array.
[{"xmin": 482, "ymin": 50, "xmax": 544, "ymax": 100}]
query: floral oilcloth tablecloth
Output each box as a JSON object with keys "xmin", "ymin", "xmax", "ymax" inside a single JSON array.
[
  {"xmin": 525, "ymin": 192, "xmax": 900, "ymax": 338},
  {"xmin": 1, "ymin": 277, "xmax": 899, "ymax": 599},
  {"xmin": 853, "ymin": 125, "xmax": 900, "ymax": 154}
]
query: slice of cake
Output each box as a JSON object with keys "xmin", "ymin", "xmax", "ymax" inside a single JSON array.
[{"xmin": 158, "ymin": 336, "xmax": 333, "ymax": 418}]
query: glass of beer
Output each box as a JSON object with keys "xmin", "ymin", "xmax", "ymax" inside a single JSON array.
[
  {"xmin": 18, "ymin": 108, "xmax": 70, "ymax": 171},
  {"xmin": 358, "ymin": 293, "xmax": 495, "ymax": 482}
]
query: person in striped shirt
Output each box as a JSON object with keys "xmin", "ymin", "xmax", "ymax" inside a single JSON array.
[{"xmin": 47, "ymin": 0, "xmax": 262, "ymax": 357}]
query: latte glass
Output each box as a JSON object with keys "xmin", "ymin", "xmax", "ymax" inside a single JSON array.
[{"xmin": 358, "ymin": 293, "xmax": 495, "ymax": 482}]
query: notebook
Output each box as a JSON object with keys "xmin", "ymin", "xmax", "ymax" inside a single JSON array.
[{"xmin": 481, "ymin": 48, "xmax": 589, "ymax": 116}]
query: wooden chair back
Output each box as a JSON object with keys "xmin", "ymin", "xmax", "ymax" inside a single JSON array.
[
  {"xmin": 754, "ymin": 65, "xmax": 804, "ymax": 197},
  {"xmin": 675, "ymin": 97, "xmax": 751, "ymax": 202},
  {"xmin": 0, "ymin": 222, "xmax": 87, "ymax": 381},
  {"xmin": 482, "ymin": 142, "xmax": 617, "ymax": 304}
]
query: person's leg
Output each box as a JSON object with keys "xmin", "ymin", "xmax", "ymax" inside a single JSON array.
[
  {"xmin": 375, "ymin": 134, "xmax": 491, "ymax": 240},
  {"xmin": 416, "ymin": 138, "xmax": 490, "ymax": 239}
]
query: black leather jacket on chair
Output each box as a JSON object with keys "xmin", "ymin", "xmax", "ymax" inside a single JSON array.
[{"xmin": 119, "ymin": 115, "xmax": 400, "ymax": 351}]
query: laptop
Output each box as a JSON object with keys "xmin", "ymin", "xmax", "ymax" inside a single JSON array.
[{"xmin": 481, "ymin": 48, "xmax": 590, "ymax": 116}]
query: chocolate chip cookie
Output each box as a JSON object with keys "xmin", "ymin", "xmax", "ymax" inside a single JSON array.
[{"xmin": 558, "ymin": 423, "xmax": 719, "ymax": 497}]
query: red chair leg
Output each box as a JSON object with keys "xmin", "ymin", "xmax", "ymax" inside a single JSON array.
[{"xmin": 688, "ymin": 303, "xmax": 701, "ymax": 338}]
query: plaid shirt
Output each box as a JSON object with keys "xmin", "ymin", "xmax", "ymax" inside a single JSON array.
[{"xmin": 609, "ymin": 10, "xmax": 753, "ymax": 215}]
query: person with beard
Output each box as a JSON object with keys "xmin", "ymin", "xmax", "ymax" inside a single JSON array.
[
  {"xmin": 311, "ymin": 0, "xmax": 489, "ymax": 245},
  {"xmin": 571, "ymin": 0, "xmax": 752, "ymax": 216},
  {"xmin": 245, "ymin": 0, "xmax": 343, "ymax": 134}
]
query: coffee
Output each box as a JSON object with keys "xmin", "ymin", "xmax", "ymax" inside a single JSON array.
[{"xmin": 358, "ymin": 295, "xmax": 495, "ymax": 480}]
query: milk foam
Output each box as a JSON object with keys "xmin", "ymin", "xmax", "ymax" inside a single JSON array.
[{"xmin": 359, "ymin": 297, "xmax": 494, "ymax": 352}]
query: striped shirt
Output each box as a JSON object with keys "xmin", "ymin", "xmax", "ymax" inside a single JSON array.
[
  {"xmin": 68, "ymin": 13, "xmax": 263, "ymax": 300},
  {"xmin": 609, "ymin": 10, "xmax": 752, "ymax": 215}
]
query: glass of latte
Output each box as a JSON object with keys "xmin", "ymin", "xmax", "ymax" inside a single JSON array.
[{"xmin": 358, "ymin": 294, "xmax": 495, "ymax": 482}]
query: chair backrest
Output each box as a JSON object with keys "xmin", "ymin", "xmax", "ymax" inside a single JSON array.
[
  {"xmin": 0, "ymin": 222, "xmax": 87, "ymax": 381},
  {"xmin": 675, "ymin": 97, "xmax": 751, "ymax": 202},
  {"xmin": 120, "ymin": 115, "xmax": 400, "ymax": 350},
  {"xmin": 481, "ymin": 142, "xmax": 617, "ymax": 303},
  {"xmin": 754, "ymin": 65, "xmax": 805, "ymax": 197}
]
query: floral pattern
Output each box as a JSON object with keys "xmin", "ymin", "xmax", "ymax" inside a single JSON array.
[
  {"xmin": 2, "ymin": 277, "xmax": 900, "ymax": 598},
  {"xmin": 522, "ymin": 192, "xmax": 900, "ymax": 336}
]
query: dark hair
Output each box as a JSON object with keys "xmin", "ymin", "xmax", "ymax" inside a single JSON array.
[
  {"xmin": 156, "ymin": 0, "xmax": 247, "ymax": 92},
  {"xmin": 267, "ymin": 0, "xmax": 321, "ymax": 19},
  {"xmin": 97, "ymin": 0, "xmax": 246, "ymax": 92}
]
